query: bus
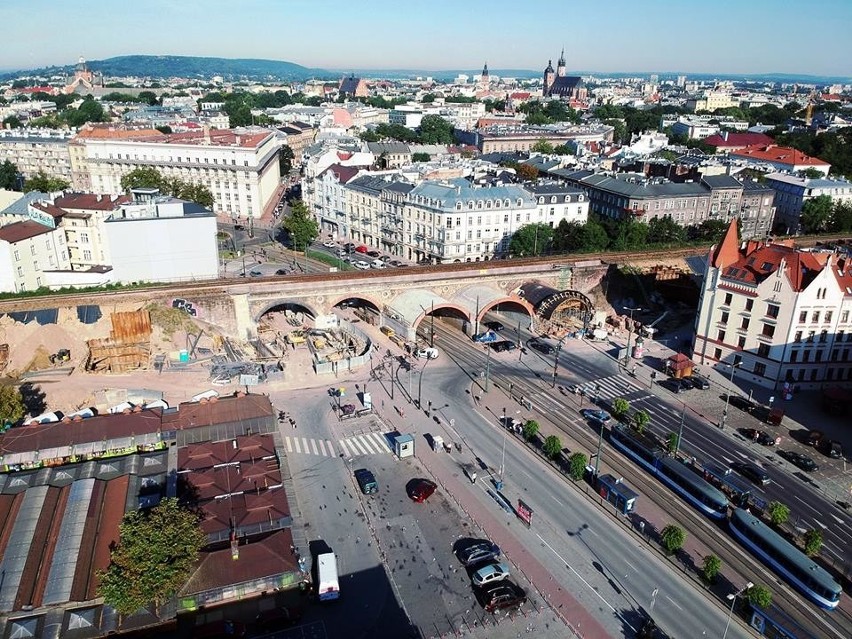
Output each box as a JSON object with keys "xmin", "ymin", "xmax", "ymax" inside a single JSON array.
[
  {"xmin": 729, "ymin": 508, "xmax": 841, "ymax": 610},
  {"xmin": 316, "ymin": 552, "xmax": 340, "ymax": 602}
]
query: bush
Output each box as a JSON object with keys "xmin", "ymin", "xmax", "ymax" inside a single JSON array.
[
  {"xmin": 701, "ymin": 554, "xmax": 721, "ymax": 584},
  {"xmin": 568, "ymin": 452, "xmax": 587, "ymax": 481},
  {"xmin": 522, "ymin": 419, "xmax": 539, "ymax": 441},
  {"xmin": 542, "ymin": 435, "xmax": 562, "ymax": 459},
  {"xmin": 661, "ymin": 524, "xmax": 685, "ymax": 555},
  {"xmin": 768, "ymin": 501, "xmax": 790, "ymax": 526},
  {"xmin": 633, "ymin": 410, "xmax": 650, "ymax": 433},
  {"xmin": 803, "ymin": 529, "xmax": 823, "ymax": 556},
  {"xmin": 611, "ymin": 398, "xmax": 629, "ymax": 418},
  {"xmin": 746, "ymin": 584, "xmax": 772, "ymax": 609}
]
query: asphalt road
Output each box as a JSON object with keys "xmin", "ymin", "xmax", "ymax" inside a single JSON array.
[{"xmin": 422, "ymin": 316, "xmax": 852, "ymax": 639}]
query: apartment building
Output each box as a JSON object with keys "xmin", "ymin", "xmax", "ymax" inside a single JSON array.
[
  {"xmin": 729, "ymin": 145, "xmax": 830, "ymax": 176},
  {"xmin": 694, "ymin": 221, "xmax": 852, "ymax": 390},
  {"xmin": 526, "ymin": 182, "xmax": 589, "ymax": 225},
  {"xmin": 0, "ymin": 218, "xmax": 71, "ymax": 293},
  {"xmin": 69, "ymin": 124, "xmax": 281, "ymax": 219},
  {"xmin": 764, "ymin": 172, "xmax": 852, "ymax": 233},
  {"xmin": 560, "ymin": 172, "xmax": 775, "ymax": 239},
  {"xmin": 0, "ymin": 128, "xmax": 74, "ymax": 181},
  {"xmin": 456, "ymin": 123, "xmax": 614, "ymax": 153},
  {"xmin": 53, "ymin": 192, "xmax": 130, "ymax": 269}
]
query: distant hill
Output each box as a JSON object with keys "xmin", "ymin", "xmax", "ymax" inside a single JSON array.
[{"xmin": 1, "ymin": 55, "xmax": 329, "ymax": 81}]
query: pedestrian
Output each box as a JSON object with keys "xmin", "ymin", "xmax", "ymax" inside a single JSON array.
[{"xmin": 471, "ymin": 472, "xmax": 477, "ymax": 484}]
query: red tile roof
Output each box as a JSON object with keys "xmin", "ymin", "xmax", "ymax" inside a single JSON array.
[
  {"xmin": 54, "ymin": 193, "xmax": 130, "ymax": 211},
  {"xmin": 30, "ymin": 201, "xmax": 66, "ymax": 220},
  {"xmin": 730, "ymin": 145, "xmax": 829, "ymax": 167},
  {"xmin": 719, "ymin": 240, "xmax": 836, "ymax": 292},
  {"xmin": 0, "ymin": 220, "xmax": 56, "ymax": 243},
  {"xmin": 703, "ymin": 132, "xmax": 773, "ymax": 149},
  {"xmin": 710, "ymin": 218, "xmax": 740, "ymax": 268},
  {"xmin": 318, "ymin": 163, "xmax": 360, "ymax": 183}
]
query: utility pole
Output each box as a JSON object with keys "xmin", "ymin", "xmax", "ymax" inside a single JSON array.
[
  {"xmin": 474, "ymin": 296, "xmax": 480, "ymax": 337},
  {"xmin": 675, "ymin": 402, "xmax": 686, "ymax": 455},
  {"xmin": 551, "ymin": 338, "xmax": 563, "ymax": 388},
  {"xmin": 623, "ymin": 306, "xmax": 641, "ymax": 367},
  {"xmin": 593, "ymin": 422, "xmax": 604, "ymax": 477},
  {"xmin": 484, "ymin": 345, "xmax": 492, "ymax": 393},
  {"xmin": 720, "ymin": 361, "xmax": 741, "ymax": 430},
  {"xmin": 517, "ymin": 320, "xmax": 523, "ymax": 362},
  {"xmin": 430, "ymin": 300, "xmax": 435, "ymax": 348}
]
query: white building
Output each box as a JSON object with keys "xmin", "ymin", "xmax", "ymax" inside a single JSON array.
[
  {"xmin": 764, "ymin": 172, "xmax": 852, "ymax": 233},
  {"xmin": 694, "ymin": 220, "xmax": 852, "ymax": 391},
  {"xmin": 53, "ymin": 192, "xmax": 130, "ymax": 270},
  {"xmin": 526, "ymin": 182, "xmax": 589, "ymax": 225},
  {"xmin": 104, "ymin": 189, "xmax": 218, "ymax": 283},
  {"xmin": 389, "ymin": 106, "xmax": 426, "ymax": 128},
  {"xmin": 0, "ymin": 219, "xmax": 71, "ymax": 293},
  {"xmin": 0, "ymin": 128, "xmax": 74, "ymax": 181},
  {"xmin": 69, "ymin": 124, "xmax": 281, "ymax": 220}
]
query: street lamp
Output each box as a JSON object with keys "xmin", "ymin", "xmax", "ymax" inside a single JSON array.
[
  {"xmin": 720, "ymin": 361, "xmax": 742, "ymax": 431},
  {"xmin": 623, "ymin": 306, "xmax": 642, "ymax": 367},
  {"xmin": 551, "ymin": 338, "xmax": 564, "ymax": 388},
  {"xmin": 675, "ymin": 401, "xmax": 686, "ymax": 456},
  {"xmin": 723, "ymin": 582, "xmax": 753, "ymax": 639}
]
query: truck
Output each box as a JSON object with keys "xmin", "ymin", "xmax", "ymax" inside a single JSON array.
[{"xmin": 316, "ymin": 552, "xmax": 340, "ymax": 601}]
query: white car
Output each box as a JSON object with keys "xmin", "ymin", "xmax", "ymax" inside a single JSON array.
[
  {"xmin": 323, "ymin": 241, "xmax": 336, "ymax": 248},
  {"xmin": 370, "ymin": 261, "xmax": 387, "ymax": 269},
  {"xmin": 415, "ymin": 347, "xmax": 439, "ymax": 359},
  {"xmin": 471, "ymin": 562, "xmax": 510, "ymax": 587},
  {"xmin": 352, "ymin": 260, "xmax": 371, "ymax": 270}
]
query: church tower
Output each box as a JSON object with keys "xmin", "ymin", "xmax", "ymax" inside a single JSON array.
[
  {"xmin": 543, "ymin": 59, "xmax": 555, "ymax": 96},
  {"xmin": 557, "ymin": 48, "xmax": 566, "ymax": 77},
  {"xmin": 479, "ymin": 62, "xmax": 490, "ymax": 89}
]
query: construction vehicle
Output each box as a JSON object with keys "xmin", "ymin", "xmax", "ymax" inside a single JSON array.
[{"xmin": 49, "ymin": 349, "xmax": 71, "ymax": 365}]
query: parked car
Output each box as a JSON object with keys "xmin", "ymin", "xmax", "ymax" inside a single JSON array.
[
  {"xmin": 528, "ymin": 339, "xmax": 554, "ymax": 355},
  {"xmin": 581, "ymin": 409, "xmax": 611, "ymax": 424},
  {"xmin": 408, "ymin": 478, "xmax": 437, "ymax": 503},
  {"xmin": 827, "ymin": 440, "xmax": 843, "ymax": 459},
  {"xmin": 322, "ymin": 240, "xmax": 336, "ymax": 248},
  {"xmin": 275, "ymin": 268, "xmax": 288, "ymax": 275},
  {"xmin": 684, "ymin": 375, "xmax": 709, "ymax": 389},
  {"xmin": 367, "ymin": 250, "xmax": 381, "ymax": 258},
  {"xmin": 660, "ymin": 378, "xmax": 685, "ymax": 394},
  {"xmin": 731, "ymin": 461, "xmax": 770, "ymax": 486},
  {"xmin": 457, "ymin": 541, "xmax": 500, "ymax": 566},
  {"xmin": 471, "ymin": 562, "xmax": 511, "ymax": 587},
  {"xmin": 249, "ymin": 269, "xmax": 263, "ymax": 277},
  {"xmin": 489, "ymin": 340, "xmax": 516, "ymax": 353},
  {"xmin": 389, "ymin": 260, "xmax": 404, "ymax": 267},
  {"xmin": 739, "ymin": 428, "xmax": 776, "ymax": 446},
  {"xmin": 473, "ymin": 331, "xmax": 499, "ymax": 343},
  {"xmin": 352, "ymin": 260, "xmax": 371, "ymax": 270},
  {"xmin": 483, "ymin": 320, "xmax": 505, "ymax": 332},
  {"xmin": 415, "ymin": 347, "xmax": 439, "ymax": 359},
  {"xmin": 379, "ymin": 255, "xmax": 392, "ymax": 262},
  {"xmin": 807, "ymin": 430, "xmax": 826, "ymax": 448},
  {"xmin": 370, "ymin": 260, "xmax": 386, "ymax": 269},
  {"xmin": 475, "ymin": 580, "xmax": 527, "ymax": 612},
  {"xmin": 354, "ymin": 468, "xmax": 378, "ymax": 494},
  {"xmin": 778, "ymin": 450, "xmax": 819, "ymax": 472},
  {"xmin": 355, "ymin": 245, "xmax": 368, "ymax": 253}
]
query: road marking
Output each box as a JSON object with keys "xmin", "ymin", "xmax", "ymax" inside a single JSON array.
[
  {"xmin": 338, "ymin": 439, "xmax": 350, "ymax": 457},
  {"xmin": 370, "ymin": 432, "xmax": 390, "ymax": 451},
  {"xmin": 665, "ymin": 595, "xmax": 683, "ymax": 610},
  {"xmin": 302, "ymin": 438, "xmax": 310, "ymax": 455},
  {"xmin": 794, "ymin": 494, "xmax": 822, "ymax": 516},
  {"xmin": 830, "ymin": 514, "xmax": 844, "ymax": 525},
  {"xmin": 326, "ymin": 439, "xmax": 335, "ymax": 456},
  {"xmin": 358, "ymin": 435, "xmax": 376, "ymax": 454},
  {"xmin": 317, "ymin": 440, "xmax": 327, "ymax": 456},
  {"xmin": 284, "ymin": 436, "xmax": 293, "ymax": 453},
  {"xmin": 551, "ymin": 495, "xmax": 564, "ymax": 506},
  {"xmin": 311, "ymin": 439, "xmax": 319, "ymax": 455},
  {"xmin": 623, "ymin": 559, "xmax": 638, "ymax": 573},
  {"xmin": 294, "ymin": 437, "xmax": 301, "ymax": 454},
  {"xmin": 350, "ymin": 437, "xmax": 369, "ymax": 455},
  {"xmin": 813, "ymin": 519, "xmax": 827, "ymax": 530}
]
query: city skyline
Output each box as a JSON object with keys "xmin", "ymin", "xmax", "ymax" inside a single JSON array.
[{"xmin": 2, "ymin": 0, "xmax": 851, "ymax": 78}]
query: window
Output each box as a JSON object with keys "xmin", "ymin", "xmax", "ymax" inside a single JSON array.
[
  {"xmin": 807, "ymin": 331, "xmax": 815, "ymax": 343},
  {"xmin": 724, "ymin": 293, "xmax": 732, "ymax": 306},
  {"xmin": 766, "ymin": 304, "xmax": 779, "ymax": 319},
  {"xmin": 83, "ymin": 250, "xmax": 91, "ymax": 261},
  {"xmin": 761, "ymin": 323, "xmax": 775, "ymax": 338},
  {"xmin": 754, "ymin": 362, "xmax": 767, "ymax": 376},
  {"xmin": 757, "ymin": 343, "xmax": 770, "ymax": 358},
  {"xmin": 842, "ymin": 310, "xmax": 850, "ymax": 323},
  {"xmin": 30, "ymin": 244, "xmax": 36, "ymax": 255},
  {"xmin": 745, "ymin": 299, "xmax": 753, "ymax": 312},
  {"xmin": 80, "ymin": 233, "xmax": 89, "ymax": 244},
  {"xmin": 721, "ymin": 311, "xmax": 729, "ymax": 324},
  {"xmin": 802, "ymin": 351, "xmax": 810, "ymax": 363},
  {"xmin": 790, "ymin": 350, "xmax": 799, "ymax": 363},
  {"xmin": 13, "ymin": 250, "xmax": 19, "ymax": 262},
  {"xmin": 794, "ymin": 331, "xmax": 802, "ymax": 343},
  {"xmin": 16, "ymin": 266, "xmax": 23, "ymax": 277},
  {"xmin": 820, "ymin": 330, "xmax": 828, "ymax": 343},
  {"xmin": 740, "ymin": 318, "xmax": 749, "ymax": 330},
  {"xmin": 799, "ymin": 310, "xmax": 807, "ymax": 323},
  {"xmin": 738, "ymin": 336, "xmax": 746, "ymax": 348},
  {"xmin": 717, "ymin": 330, "xmax": 726, "ymax": 342},
  {"xmin": 825, "ymin": 310, "xmax": 833, "ymax": 323},
  {"xmin": 815, "ymin": 350, "xmax": 823, "ymax": 363},
  {"xmin": 812, "ymin": 310, "xmax": 820, "ymax": 323},
  {"xmin": 714, "ymin": 348, "xmax": 722, "ymax": 360},
  {"xmin": 733, "ymin": 354, "xmax": 742, "ymax": 366}
]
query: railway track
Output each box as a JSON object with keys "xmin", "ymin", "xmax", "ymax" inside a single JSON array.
[{"xmin": 433, "ymin": 321, "xmax": 852, "ymax": 639}]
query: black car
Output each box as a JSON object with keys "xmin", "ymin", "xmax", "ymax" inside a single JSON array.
[
  {"xmin": 354, "ymin": 468, "xmax": 378, "ymax": 494},
  {"xmin": 684, "ymin": 375, "xmax": 710, "ymax": 390},
  {"xmin": 367, "ymin": 250, "xmax": 381, "ymax": 258},
  {"xmin": 489, "ymin": 340, "xmax": 516, "ymax": 353},
  {"xmin": 457, "ymin": 541, "xmax": 500, "ymax": 566},
  {"xmin": 731, "ymin": 461, "xmax": 770, "ymax": 486},
  {"xmin": 528, "ymin": 340, "xmax": 555, "ymax": 355},
  {"xmin": 475, "ymin": 580, "xmax": 527, "ymax": 613},
  {"xmin": 275, "ymin": 268, "xmax": 288, "ymax": 275},
  {"xmin": 660, "ymin": 378, "xmax": 685, "ymax": 394},
  {"xmin": 484, "ymin": 320, "xmax": 505, "ymax": 332},
  {"xmin": 778, "ymin": 450, "xmax": 819, "ymax": 472},
  {"xmin": 740, "ymin": 428, "xmax": 776, "ymax": 446}
]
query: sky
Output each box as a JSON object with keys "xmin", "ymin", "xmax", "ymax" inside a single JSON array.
[{"xmin": 2, "ymin": 0, "xmax": 851, "ymax": 77}]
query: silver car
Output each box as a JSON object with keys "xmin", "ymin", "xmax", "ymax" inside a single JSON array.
[{"xmin": 472, "ymin": 562, "xmax": 510, "ymax": 587}]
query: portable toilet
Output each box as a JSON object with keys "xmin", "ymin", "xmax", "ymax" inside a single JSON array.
[
  {"xmin": 431, "ymin": 435, "xmax": 444, "ymax": 452},
  {"xmin": 394, "ymin": 434, "xmax": 414, "ymax": 459}
]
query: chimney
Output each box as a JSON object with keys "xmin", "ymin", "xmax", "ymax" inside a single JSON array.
[
  {"xmin": 203, "ymin": 124, "xmax": 211, "ymax": 144},
  {"xmin": 722, "ymin": 130, "xmax": 728, "ymax": 142}
]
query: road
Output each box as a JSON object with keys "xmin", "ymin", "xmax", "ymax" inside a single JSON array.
[{"xmin": 420, "ymin": 315, "xmax": 852, "ymax": 639}]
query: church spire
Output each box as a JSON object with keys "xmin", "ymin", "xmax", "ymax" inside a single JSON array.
[
  {"xmin": 558, "ymin": 48, "xmax": 565, "ymax": 67},
  {"xmin": 481, "ymin": 62, "xmax": 489, "ymax": 77}
]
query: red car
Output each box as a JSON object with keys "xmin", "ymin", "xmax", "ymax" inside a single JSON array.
[
  {"xmin": 408, "ymin": 478, "xmax": 437, "ymax": 503},
  {"xmin": 355, "ymin": 245, "xmax": 368, "ymax": 253}
]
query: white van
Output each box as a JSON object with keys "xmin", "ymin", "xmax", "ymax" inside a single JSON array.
[
  {"xmin": 317, "ymin": 552, "xmax": 340, "ymax": 601},
  {"xmin": 370, "ymin": 259, "xmax": 386, "ymax": 269}
]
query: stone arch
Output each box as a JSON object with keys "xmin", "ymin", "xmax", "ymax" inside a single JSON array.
[
  {"xmin": 534, "ymin": 289, "xmax": 594, "ymax": 333},
  {"xmin": 477, "ymin": 296, "xmax": 534, "ymax": 322},
  {"xmin": 254, "ymin": 299, "xmax": 320, "ymax": 323}
]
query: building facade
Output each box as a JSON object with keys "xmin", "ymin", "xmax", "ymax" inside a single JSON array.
[
  {"xmin": 542, "ymin": 51, "xmax": 587, "ymax": 101},
  {"xmin": 729, "ymin": 145, "xmax": 831, "ymax": 176},
  {"xmin": 0, "ymin": 219, "xmax": 71, "ymax": 293},
  {"xmin": 69, "ymin": 124, "xmax": 281, "ymax": 219},
  {"xmin": 0, "ymin": 128, "xmax": 74, "ymax": 181},
  {"xmin": 694, "ymin": 221, "xmax": 852, "ymax": 390},
  {"xmin": 765, "ymin": 172, "xmax": 852, "ymax": 234}
]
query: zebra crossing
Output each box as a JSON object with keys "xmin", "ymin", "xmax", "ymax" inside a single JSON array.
[
  {"xmin": 580, "ymin": 373, "xmax": 648, "ymax": 401},
  {"xmin": 281, "ymin": 431, "xmax": 392, "ymax": 458}
]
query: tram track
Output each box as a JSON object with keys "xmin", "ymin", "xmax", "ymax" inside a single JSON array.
[{"xmin": 434, "ymin": 321, "xmax": 852, "ymax": 639}]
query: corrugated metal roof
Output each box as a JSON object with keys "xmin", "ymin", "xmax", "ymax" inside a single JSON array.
[
  {"xmin": 0, "ymin": 485, "xmax": 48, "ymax": 612},
  {"xmin": 42, "ymin": 479, "xmax": 94, "ymax": 605}
]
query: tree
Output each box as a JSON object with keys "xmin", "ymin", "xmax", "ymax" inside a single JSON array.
[
  {"xmin": 98, "ymin": 498, "xmax": 206, "ymax": 616},
  {"xmin": 121, "ymin": 167, "xmax": 165, "ymax": 191},
  {"xmin": 660, "ymin": 524, "xmax": 685, "ymax": 555},
  {"xmin": 746, "ymin": 584, "xmax": 772, "ymax": 609},
  {"xmin": 553, "ymin": 143, "xmax": 575, "ymax": 155},
  {"xmin": 282, "ymin": 199, "xmax": 319, "ymax": 251},
  {"xmin": 701, "ymin": 554, "xmax": 721, "ymax": 584},
  {"xmin": 543, "ymin": 435, "xmax": 562, "ymax": 459},
  {"xmin": 568, "ymin": 452, "xmax": 587, "ymax": 481},
  {"xmin": 421, "ymin": 93, "xmax": 436, "ymax": 104},
  {"xmin": 62, "ymin": 97, "xmax": 108, "ymax": 127},
  {"xmin": 799, "ymin": 167, "xmax": 823, "ymax": 179},
  {"xmin": 175, "ymin": 182, "xmax": 214, "ymax": 209},
  {"xmin": 800, "ymin": 195, "xmax": 834, "ymax": 234},
  {"xmin": 411, "ymin": 152, "xmax": 431, "ymax": 162},
  {"xmin": 633, "ymin": 410, "xmax": 650, "ymax": 434},
  {"xmin": 803, "ymin": 529, "xmax": 823, "ymax": 556},
  {"xmin": 279, "ymin": 146, "xmax": 295, "ymax": 174},
  {"xmin": 418, "ymin": 115, "xmax": 454, "ymax": 144},
  {"xmin": 509, "ymin": 222, "xmax": 553, "ymax": 257},
  {"xmin": 137, "ymin": 90, "xmax": 158, "ymax": 106},
  {"xmin": 830, "ymin": 201, "xmax": 852, "ymax": 232},
  {"xmin": 688, "ymin": 219, "xmax": 730, "ymax": 243},
  {"xmin": 517, "ymin": 164, "xmax": 539, "ymax": 181},
  {"xmin": 611, "ymin": 218, "xmax": 649, "ymax": 251},
  {"xmin": 768, "ymin": 501, "xmax": 790, "ymax": 526},
  {"xmin": 2, "ymin": 115, "xmax": 22, "ymax": 129},
  {"xmin": 155, "ymin": 125, "xmax": 172, "ymax": 135},
  {"xmin": 647, "ymin": 216, "xmax": 686, "ymax": 245},
  {"xmin": 120, "ymin": 168, "xmax": 213, "ymax": 208},
  {"xmin": 23, "ymin": 170, "xmax": 69, "ymax": 193},
  {"xmin": 0, "ymin": 160, "xmax": 20, "ymax": 190},
  {"xmin": 531, "ymin": 138, "xmax": 554, "ymax": 154},
  {"xmin": 0, "ymin": 386, "xmax": 26, "ymax": 425},
  {"xmin": 603, "ymin": 119, "xmax": 627, "ymax": 144},
  {"xmin": 666, "ymin": 433, "xmax": 679, "ymax": 454},
  {"xmin": 522, "ymin": 419, "xmax": 539, "ymax": 441},
  {"xmin": 611, "ymin": 398, "xmax": 630, "ymax": 419}
]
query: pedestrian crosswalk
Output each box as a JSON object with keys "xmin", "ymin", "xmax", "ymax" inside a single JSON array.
[
  {"xmin": 281, "ymin": 431, "xmax": 392, "ymax": 458},
  {"xmin": 583, "ymin": 373, "xmax": 648, "ymax": 401}
]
